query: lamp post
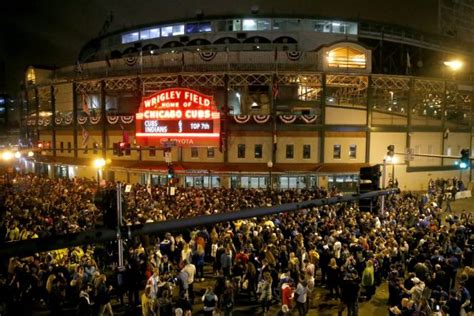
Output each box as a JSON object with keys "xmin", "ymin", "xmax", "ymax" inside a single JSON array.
[{"xmin": 267, "ymin": 160, "xmax": 273, "ymax": 190}]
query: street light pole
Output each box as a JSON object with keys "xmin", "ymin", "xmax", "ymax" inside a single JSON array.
[
  {"xmin": 381, "ymin": 159, "xmax": 386, "ymax": 214},
  {"xmin": 267, "ymin": 160, "xmax": 273, "ymax": 190}
]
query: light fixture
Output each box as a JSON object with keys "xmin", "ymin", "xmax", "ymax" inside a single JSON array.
[
  {"xmin": 27, "ymin": 151, "xmax": 34, "ymax": 157},
  {"xmin": 93, "ymin": 158, "xmax": 106, "ymax": 168},
  {"xmin": 14, "ymin": 152, "xmax": 21, "ymax": 159},
  {"xmin": 2, "ymin": 151, "xmax": 13, "ymax": 161},
  {"xmin": 443, "ymin": 59, "xmax": 463, "ymax": 71},
  {"xmin": 251, "ymin": 101, "xmax": 259, "ymax": 108}
]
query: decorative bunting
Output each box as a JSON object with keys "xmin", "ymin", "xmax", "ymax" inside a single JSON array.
[
  {"xmin": 279, "ymin": 115, "xmax": 297, "ymax": 124},
  {"xmin": 38, "ymin": 118, "xmax": 43, "ymax": 126},
  {"xmin": 54, "ymin": 116, "xmax": 63, "ymax": 125},
  {"xmin": 107, "ymin": 115, "xmax": 119, "ymax": 124},
  {"xmin": 287, "ymin": 51, "xmax": 302, "ymax": 61},
  {"xmin": 124, "ymin": 55, "xmax": 138, "ymax": 67},
  {"xmin": 253, "ymin": 115, "xmax": 271, "ymax": 124},
  {"xmin": 89, "ymin": 115, "xmax": 101, "ymax": 125},
  {"xmin": 121, "ymin": 116, "xmax": 134, "ymax": 124},
  {"xmin": 78, "ymin": 116, "xmax": 87, "ymax": 125},
  {"xmin": 43, "ymin": 118, "xmax": 51, "ymax": 126},
  {"xmin": 199, "ymin": 51, "xmax": 217, "ymax": 62},
  {"xmin": 300, "ymin": 114, "xmax": 317, "ymax": 124},
  {"xmin": 233, "ymin": 115, "xmax": 251, "ymax": 124},
  {"xmin": 63, "ymin": 113, "xmax": 73, "ymax": 125}
]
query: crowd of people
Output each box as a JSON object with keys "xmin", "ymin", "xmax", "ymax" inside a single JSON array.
[{"xmin": 0, "ymin": 173, "xmax": 472, "ymax": 316}]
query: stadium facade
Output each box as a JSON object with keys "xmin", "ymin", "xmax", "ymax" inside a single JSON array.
[{"xmin": 20, "ymin": 14, "xmax": 474, "ymax": 191}]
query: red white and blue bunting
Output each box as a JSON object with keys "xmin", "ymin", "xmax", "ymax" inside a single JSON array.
[
  {"xmin": 78, "ymin": 116, "xmax": 87, "ymax": 125},
  {"xmin": 253, "ymin": 115, "xmax": 271, "ymax": 124},
  {"xmin": 63, "ymin": 114, "xmax": 73, "ymax": 125},
  {"xmin": 107, "ymin": 115, "xmax": 120, "ymax": 124},
  {"xmin": 54, "ymin": 116, "xmax": 63, "ymax": 125},
  {"xmin": 199, "ymin": 51, "xmax": 217, "ymax": 62},
  {"xmin": 233, "ymin": 115, "xmax": 251, "ymax": 124},
  {"xmin": 287, "ymin": 51, "xmax": 302, "ymax": 61},
  {"xmin": 279, "ymin": 115, "xmax": 297, "ymax": 124},
  {"xmin": 300, "ymin": 114, "xmax": 317, "ymax": 124},
  {"xmin": 121, "ymin": 116, "xmax": 134, "ymax": 124},
  {"xmin": 89, "ymin": 115, "xmax": 101, "ymax": 125}
]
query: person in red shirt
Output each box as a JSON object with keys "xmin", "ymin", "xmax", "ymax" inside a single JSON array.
[{"xmin": 281, "ymin": 279, "xmax": 294, "ymax": 314}]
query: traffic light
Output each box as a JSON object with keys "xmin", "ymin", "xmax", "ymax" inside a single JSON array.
[
  {"xmin": 124, "ymin": 143, "xmax": 131, "ymax": 155},
  {"xmin": 94, "ymin": 189, "xmax": 118, "ymax": 229},
  {"xmin": 460, "ymin": 148, "xmax": 470, "ymax": 169},
  {"xmin": 167, "ymin": 164, "xmax": 174, "ymax": 180},
  {"xmin": 113, "ymin": 143, "xmax": 123, "ymax": 156},
  {"xmin": 387, "ymin": 145, "xmax": 395, "ymax": 158}
]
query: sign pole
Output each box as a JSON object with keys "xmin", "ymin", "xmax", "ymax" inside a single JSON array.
[
  {"xmin": 116, "ymin": 182, "xmax": 124, "ymax": 268},
  {"xmin": 381, "ymin": 159, "xmax": 386, "ymax": 215}
]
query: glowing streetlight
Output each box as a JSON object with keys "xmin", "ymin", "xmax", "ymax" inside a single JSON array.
[
  {"xmin": 27, "ymin": 151, "xmax": 35, "ymax": 157},
  {"xmin": 443, "ymin": 60, "xmax": 464, "ymax": 72},
  {"xmin": 2, "ymin": 151, "xmax": 13, "ymax": 161},
  {"xmin": 93, "ymin": 158, "xmax": 106, "ymax": 186},
  {"xmin": 14, "ymin": 152, "xmax": 21, "ymax": 159},
  {"xmin": 93, "ymin": 158, "xmax": 106, "ymax": 169}
]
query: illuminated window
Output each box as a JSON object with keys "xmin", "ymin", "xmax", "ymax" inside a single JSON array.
[
  {"xmin": 93, "ymin": 143, "xmax": 99, "ymax": 154},
  {"xmin": 161, "ymin": 24, "xmax": 185, "ymax": 37},
  {"xmin": 191, "ymin": 147, "xmax": 198, "ymax": 158},
  {"xmin": 349, "ymin": 144, "xmax": 357, "ymax": 159},
  {"xmin": 140, "ymin": 28, "xmax": 160, "ymax": 40},
  {"xmin": 242, "ymin": 19, "xmax": 271, "ymax": 31},
  {"xmin": 327, "ymin": 46, "xmax": 366, "ymax": 69},
  {"xmin": 238, "ymin": 144, "xmax": 246, "ymax": 158},
  {"xmin": 122, "ymin": 32, "xmax": 139, "ymax": 44},
  {"xmin": 333, "ymin": 144, "xmax": 341, "ymax": 159}
]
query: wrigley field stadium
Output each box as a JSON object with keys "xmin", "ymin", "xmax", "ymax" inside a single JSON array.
[{"xmin": 20, "ymin": 1, "xmax": 474, "ymax": 192}]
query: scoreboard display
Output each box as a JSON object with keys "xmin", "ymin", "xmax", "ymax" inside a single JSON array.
[{"xmin": 135, "ymin": 88, "xmax": 220, "ymax": 147}]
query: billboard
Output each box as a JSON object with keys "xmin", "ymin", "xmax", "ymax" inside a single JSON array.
[{"xmin": 135, "ymin": 88, "xmax": 220, "ymax": 147}]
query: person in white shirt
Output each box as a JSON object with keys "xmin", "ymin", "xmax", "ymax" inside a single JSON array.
[{"xmin": 182, "ymin": 260, "xmax": 196, "ymax": 302}]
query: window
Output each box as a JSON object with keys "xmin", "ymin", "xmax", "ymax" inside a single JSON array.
[
  {"xmin": 254, "ymin": 144, "xmax": 263, "ymax": 159},
  {"xmin": 60, "ymin": 142, "xmax": 64, "ymax": 153},
  {"xmin": 333, "ymin": 144, "xmax": 341, "ymax": 159},
  {"xmin": 242, "ymin": 19, "xmax": 271, "ymax": 31},
  {"xmin": 185, "ymin": 22, "xmax": 212, "ymax": 33},
  {"xmin": 67, "ymin": 142, "xmax": 72, "ymax": 153},
  {"xmin": 349, "ymin": 144, "xmax": 357, "ymax": 159},
  {"xmin": 303, "ymin": 144, "xmax": 311, "ymax": 159},
  {"xmin": 238, "ymin": 144, "xmax": 246, "ymax": 158},
  {"xmin": 161, "ymin": 24, "xmax": 185, "ymax": 37},
  {"xmin": 122, "ymin": 32, "xmax": 139, "ymax": 44},
  {"xmin": 446, "ymin": 146, "xmax": 452, "ymax": 156},
  {"xmin": 140, "ymin": 28, "xmax": 160, "ymax": 40},
  {"xmin": 327, "ymin": 46, "xmax": 366, "ymax": 69},
  {"xmin": 207, "ymin": 147, "xmax": 215, "ymax": 158},
  {"xmin": 93, "ymin": 143, "xmax": 99, "ymax": 154},
  {"xmin": 191, "ymin": 147, "xmax": 198, "ymax": 158},
  {"xmin": 83, "ymin": 145, "xmax": 88, "ymax": 154},
  {"xmin": 149, "ymin": 146, "xmax": 156, "ymax": 157},
  {"xmin": 286, "ymin": 144, "xmax": 294, "ymax": 159}
]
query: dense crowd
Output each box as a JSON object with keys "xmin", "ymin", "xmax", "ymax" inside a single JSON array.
[{"xmin": 0, "ymin": 173, "xmax": 472, "ymax": 316}]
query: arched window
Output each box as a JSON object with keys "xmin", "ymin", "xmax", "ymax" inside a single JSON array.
[{"xmin": 326, "ymin": 46, "xmax": 366, "ymax": 69}]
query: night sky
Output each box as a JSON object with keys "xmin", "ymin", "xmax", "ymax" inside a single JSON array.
[{"xmin": 0, "ymin": 0, "xmax": 436, "ymax": 95}]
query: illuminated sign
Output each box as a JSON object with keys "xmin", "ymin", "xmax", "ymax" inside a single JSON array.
[{"xmin": 135, "ymin": 88, "xmax": 220, "ymax": 147}]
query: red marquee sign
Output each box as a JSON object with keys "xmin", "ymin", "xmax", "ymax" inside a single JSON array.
[{"xmin": 135, "ymin": 88, "xmax": 220, "ymax": 147}]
